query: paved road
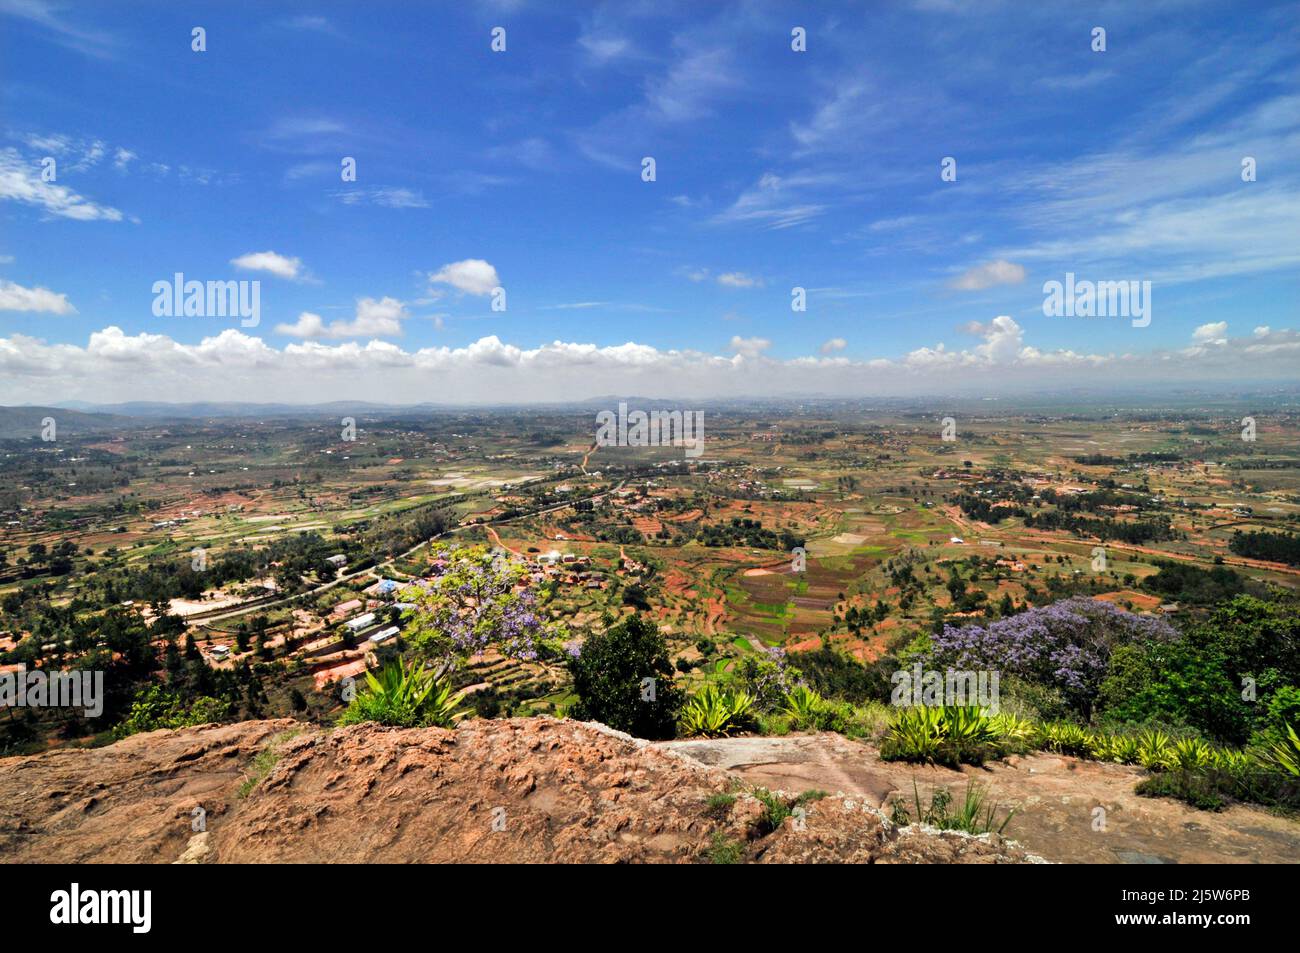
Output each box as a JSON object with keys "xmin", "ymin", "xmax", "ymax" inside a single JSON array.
[{"xmin": 193, "ymin": 480, "xmax": 624, "ymax": 627}]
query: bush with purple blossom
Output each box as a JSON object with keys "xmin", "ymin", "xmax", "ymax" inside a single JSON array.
[
  {"xmin": 401, "ymin": 544, "xmax": 563, "ymax": 665},
  {"xmin": 921, "ymin": 597, "xmax": 1178, "ymax": 717}
]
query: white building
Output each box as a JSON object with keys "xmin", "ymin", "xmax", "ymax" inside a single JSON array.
[{"xmin": 369, "ymin": 626, "xmax": 400, "ymax": 644}]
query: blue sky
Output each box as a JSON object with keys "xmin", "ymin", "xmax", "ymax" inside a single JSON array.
[{"xmin": 1, "ymin": 0, "xmax": 1298, "ymax": 404}]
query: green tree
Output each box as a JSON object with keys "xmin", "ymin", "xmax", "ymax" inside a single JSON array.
[{"xmin": 568, "ymin": 613, "xmax": 683, "ymax": 739}]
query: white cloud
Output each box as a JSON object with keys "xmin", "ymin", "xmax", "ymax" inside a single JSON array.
[
  {"xmin": 0, "ymin": 279, "xmax": 76, "ymax": 314},
  {"xmin": 4, "ymin": 323, "xmax": 1298, "ymax": 405},
  {"xmin": 0, "ymin": 0, "xmax": 121, "ymax": 59},
  {"xmin": 819, "ymin": 338, "xmax": 847, "ymax": 354},
  {"xmin": 275, "ymin": 297, "xmax": 407, "ymax": 340},
  {"xmin": 717, "ymin": 272, "xmax": 762, "ymax": 288},
  {"xmin": 69, "ymin": 139, "xmax": 105, "ymax": 172},
  {"xmin": 645, "ymin": 47, "xmax": 739, "ymax": 123},
  {"xmin": 949, "ymin": 259, "xmax": 1027, "ymax": 291},
  {"xmin": 1192, "ymin": 321, "xmax": 1228, "ymax": 344},
  {"xmin": 0, "ymin": 148, "xmax": 123, "ymax": 221},
  {"xmin": 280, "ymin": 15, "xmax": 340, "ymax": 36},
  {"xmin": 274, "ymin": 312, "xmax": 326, "ymax": 339},
  {"xmin": 231, "ymin": 250, "xmax": 304, "ymax": 280},
  {"xmin": 712, "ymin": 172, "xmax": 827, "ymax": 230},
  {"xmin": 729, "ymin": 335, "xmax": 771, "ymax": 358},
  {"xmin": 429, "ymin": 259, "xmax": 501, "ymax": 295},
  {"xmin": 578, "ymin": 33, "xmax": 631, "ymax": 62}
]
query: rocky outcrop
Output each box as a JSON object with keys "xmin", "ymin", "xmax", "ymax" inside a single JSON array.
[
  {"xmin": 0, "ymin": 717, "xmax": 1038, "ymax": 864},
  {"xmin": 659, "ymin": 733, "xmax": 1300, "ymax": 864}
]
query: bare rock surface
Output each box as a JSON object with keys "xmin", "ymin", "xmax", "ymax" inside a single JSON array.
[
  {"xmin": 0, "ymin": 717, "xmax": 1036, "ymax": 864},
  {"xmin": 658, "ymin": 733, "xmax": 1300, "ymax": 864}
]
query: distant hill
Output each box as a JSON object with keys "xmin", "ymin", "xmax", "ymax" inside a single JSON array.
[
  {"xmin": 45, "ymin": 400, "xmax": 408, "ymax": 419},
  {"xmin": 0, "ymin": 406, "xmax": 136, "ymax": 440}
]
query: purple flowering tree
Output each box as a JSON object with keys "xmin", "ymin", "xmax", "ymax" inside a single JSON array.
[
  {"xmin": 923, "ymin": 597, "xmax": 1178, "ymax": 715},
  {"xmin": 401, "ymin": 545, "xmax": 559, "ymax": 665}
]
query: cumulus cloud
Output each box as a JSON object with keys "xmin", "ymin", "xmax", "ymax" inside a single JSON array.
[
  {"xmin": 275, "ymin": 297, "xmax": 407, "ymax": 339},
  {"xmin": 819, "ymin": 337, "xmax": 847, "ymax": 354},
  {"xmin": 1192, "ymin": 321, "xmax": 1228, "ymax": 344},
  {"xmin": 429, "ymin": 259, "xmax": 501, "ymax": 295},
  {"xmin": 3, "ymin": 322, "xmax": 1297, "ymax": 405},
  {"xmin": 729, "ymin": 335, "xmax": 771, "ymax": 358},
  {"xmin": 949, "ymin": 259, "xmax": 1027, "ymax": 291},
  {"xmin": 0, "ymin": 280, "xmax": 76, "ymax": 314},
  {"xmin": 274, "ymin": 312, "xmax": 326, "ymax": 339},
  {"xmin": 231, "ymin": 250, "xmax": 305, "ymax": 280}
]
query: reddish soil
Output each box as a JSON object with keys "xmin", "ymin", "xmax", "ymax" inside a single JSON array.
[{"xmin": 0, "ymin": 718, "xmax": 1035, "ymax": 864}]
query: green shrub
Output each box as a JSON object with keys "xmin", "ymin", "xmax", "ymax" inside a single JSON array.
[
  {"xmin": 794, "ymin": 647, "xmax": 893, "ymax": 702},
  {"xmin": 568, "ymin": 613, "xmax": 684, "ymax": 739},
  {"xmin": 889, "ymin": 779, "xmax": 1015, "ymax": 836},
  {"xmin": 113, "ymin": 685, "xmax": 231, "ymax": 739},
  {"xmin": 337, "ymin": 658, "xmax": 467, "ymax": 728},
  {"xmin": 703, "ymin": 792, "xmax": 736, "ymax": 820},
  {"xmin": 708, "ymin": 832, "xmax": 743, "ymax": 864},
  {"xmin": 1136, "ymin": 770, "xmax": 1229, "ymax": 811},
  {"xmin": 756, "ymin": 712, "xmax": 792, "ymax": 736},
  {"xmin": 751, "ymin": 787, "xmax": 791, "ymax": 836}
]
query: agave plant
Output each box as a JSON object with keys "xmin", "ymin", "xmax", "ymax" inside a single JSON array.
[
  {"xmin": 1040, "ymin": 721, "xmax": 1090, "ymax": 757},
  {"xmin": 338, "ymin": 657, "xmax": 468, "ymax": 728},
  {"xmin": 1172, "ymin": 736, "xmax": 1214, "ymax": 770},
  {"xmin": 1137, "ymin": 729, "xmax": 1175, "ymax": 770},
  {"xmin": 988, "ymin": 712, "xmax": 1037, "ymax": 754},
  {"xmin": 941, "ymin": 705, "xmax": 999, "ymax": 745},
  {"xmin": 881, "ymin": 706, "xmax": 947, "ymax": 763},
  {"xmin": 1085, "ymin": 731, "xmax": 1112, "ymax": 761},
  {"xmin": 1260, "ymin": 723, "xmax": 1300, "ymax": 777},
  {"xmin": 1109, "ymin": 734, "xmax": 1140, "ymax": 765},
  {"xmin": 679, "ymin": 684, "xmax": 756, "ymax": 738},
  {"xmin": 781, "ymin": 684, "xmax": 828, "ymax": 731},
  {"xmin": 1210, "ymin": 747, "xmax": 1253, "ymax": 774}
]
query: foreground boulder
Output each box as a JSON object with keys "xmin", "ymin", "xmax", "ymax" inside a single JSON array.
[{"xmin": 0, "ymin": 717, "xmax": 1039, "ymax": 864}]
